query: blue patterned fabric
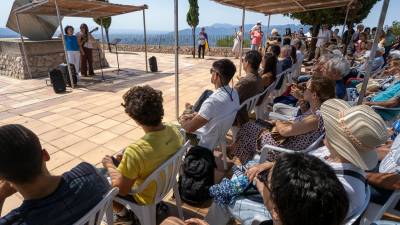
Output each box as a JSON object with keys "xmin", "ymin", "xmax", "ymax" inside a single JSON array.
[
  {"xmin": 209, "ymin": 160, "xmax": 257, "ymax": 206},
  {"xmin": 392, "ymin": 120, "xmax": 400, "ymax": 140}
]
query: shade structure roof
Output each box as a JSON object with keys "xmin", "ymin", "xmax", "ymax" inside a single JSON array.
[
  {"xmin": 14, "ymin": 0, "xmax": 147, "ymax": 18},
  {"xmin": 212, "ymin": 0, "xmax": 353, "ymax": 15}
]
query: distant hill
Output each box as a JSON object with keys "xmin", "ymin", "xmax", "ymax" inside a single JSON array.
[
  {"xmin": 1, "ymin": 23, "xmax": 310, "ymax": 46},
  {"xmin": 172, "ymin": 23, "xmax": 310, "ymax": 36},
  {"xmin": 0, "ymin": 28, "xmax": 18, "ymax": 38}
]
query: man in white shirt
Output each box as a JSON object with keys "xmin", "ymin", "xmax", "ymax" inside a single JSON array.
[
  {"xmin": 180, "ymin": 59, "xmax": 240, "ymax": 150},
  {"xmin": 315, "ymin": 24, "xmax": 332, "ymax": 60}
]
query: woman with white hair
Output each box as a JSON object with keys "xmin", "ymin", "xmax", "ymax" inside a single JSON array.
[{"xmin": 322, "ymin": 56, "xmax": 351, "ymax": 99}]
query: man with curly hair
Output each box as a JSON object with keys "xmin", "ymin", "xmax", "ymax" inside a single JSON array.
[{"xmin": 102, "ymin": 85, "xmax": 183, "ymax": 223}]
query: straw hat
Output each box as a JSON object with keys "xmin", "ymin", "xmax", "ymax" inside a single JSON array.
[{"xmin": 321, "ymin": 99, "xmax": 388, "ymax": 170}]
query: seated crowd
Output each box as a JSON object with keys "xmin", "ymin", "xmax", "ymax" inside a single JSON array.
[{"xmin": 1, "ymin": 23, "xmax": 400, "ymax": 225}]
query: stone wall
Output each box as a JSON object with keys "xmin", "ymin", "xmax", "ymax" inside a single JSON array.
[
  {"xmin": 0, "ymin": 39, "xmax": 108, "ymax": 80},
  {"xmin": 109, "ymin": 44, "xmax": 237, "ymax": 57}
]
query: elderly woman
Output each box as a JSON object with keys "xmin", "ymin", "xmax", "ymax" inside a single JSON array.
[
  {"xmin": 322, "ymin": 56, "xmax": 350, "ymax": 99},
  {"xmin": 231, "ymin": 76, "xmax": 335, "ymax": 164}
]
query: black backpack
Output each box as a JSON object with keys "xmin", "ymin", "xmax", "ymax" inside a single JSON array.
[{"xmin": 178, "ymin": 146, "xmax": 216, "ymax": 205}]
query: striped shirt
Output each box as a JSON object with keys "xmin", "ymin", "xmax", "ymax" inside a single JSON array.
[{"xmin": 380, "ymin": 135, "xmax": 400, "ymax": 174}]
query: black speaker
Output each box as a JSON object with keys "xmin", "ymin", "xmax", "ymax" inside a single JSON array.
[
  {"xmin": 58, "ymin": 64, "xmax": 78, "ymax": 87},
  {"xmin": 149, "ymin": 56, "xmax": 158, "ymax": 72},
  {"xmin": 49, "ymin": 69, "xmax": 66, "ymax": 94}
]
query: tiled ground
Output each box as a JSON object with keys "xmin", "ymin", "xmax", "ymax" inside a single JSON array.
[{"xmin": 0, "ymin": 51, "xmax": 242, "ymax": 216}]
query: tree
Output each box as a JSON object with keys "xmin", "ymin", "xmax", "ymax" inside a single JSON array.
[
  {"xmin": 392, "ymin": 21, "xmax": 400, "ymax": 36},
  {"xmin": 285, "ymin": 0, "xmax": 380, "ymax": 60},
  {"xmin": 94, "ymin": 0, "xmax": 112, "ymax": 52},
  {"xmin": 186, "ymin": 0, "xmax": 199, "ymax": 58}
]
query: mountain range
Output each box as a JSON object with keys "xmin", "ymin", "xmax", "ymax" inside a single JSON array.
[
  {"xmin": 0, "ymin": 23, "xmax": 309, "ymax": 38},
  {"xmin": 174, "ymin": 23, "xmax": 309, "ymax": 36}
]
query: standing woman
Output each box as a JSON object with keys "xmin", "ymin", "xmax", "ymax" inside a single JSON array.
[
  {"xmin": 78, "ymin": 23, "xmax": 96, "ymax": 77},
  {"xmin": 64, "ymin": 26, "xmax": 80, "ymax": 76},
  {"xmin": 232, "ymin": 26, "xmax": 243, "ymax": 59}
]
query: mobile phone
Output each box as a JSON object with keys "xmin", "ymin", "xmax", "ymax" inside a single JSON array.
[{"xmin": 111, "ymin": 156, "xmax": 120, "ymax": 167}]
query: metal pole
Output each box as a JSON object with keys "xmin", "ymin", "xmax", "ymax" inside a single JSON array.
[
  {"xmin": 99, "ymin": 18, "xmax": 105, "ymax": 81},
  {"xmin": 15, "ymin": 13, "xmax": 32, "ymax": 79},
  {"xmin": 238, "ymin": 7, "xmax": 245, "ymax": 77},
  {"xmin": 174, "ymin": 0, "xmax": 180, "ymax": 120},
  {"xmin": 357, "ymin": 0, "xmax": 390, "ymax": 105},
  {"xmin": 264, "ymin": 14, "xmax": 271, "ymax": 49},
  {"xmin": 55, "ymin": 0, "xmax": 75, "ymax": 89},
  {"xmin": 341, "ymin": 4, "xmax": 351, "ymax": 37},
  {"xmin": 143, "ymin": 8, "xmax": 149, "ymax": 73}
]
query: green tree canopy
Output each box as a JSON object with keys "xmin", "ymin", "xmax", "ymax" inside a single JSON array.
[
  {"xmin": 392, "ymin": 21, "xmax": 400, "ymax": 36},
  {"xmin": 285, "ymin": 0, "xmax": 380, "ymax": 60},
  {"xmin": 286, "ymin": 0, "xmax": 380, "ymax": 26}
]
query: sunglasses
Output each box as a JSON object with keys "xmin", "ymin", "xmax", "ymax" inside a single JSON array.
[{"xmin": 210, "ymin": 68, "xmax": 219, "ymax": 75}]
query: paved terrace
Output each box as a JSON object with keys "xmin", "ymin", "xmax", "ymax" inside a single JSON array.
[{"xmin": 0, "ymin": 51, "xmax": 241, "ymax": 215}]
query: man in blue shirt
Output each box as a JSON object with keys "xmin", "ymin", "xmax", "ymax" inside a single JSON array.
[{"xmin": 0, "ymin": 124, "xmax": 110, "ymax": 225}]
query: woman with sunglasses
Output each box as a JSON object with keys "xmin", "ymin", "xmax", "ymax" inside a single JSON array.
[{"xmin": 160, "ymin": 153, "xmax": 349, "ymax": 225}]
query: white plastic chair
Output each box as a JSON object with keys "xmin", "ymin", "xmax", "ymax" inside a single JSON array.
[
  {"xmin": 361, "ymin": 190, "xmax": 400, "ymax": 225},
  {"xmin": 254, "ymin": 69, "xmax": 291, "ymax": 121},
  {"xmin": 197, "ymin": 109, "xmax": 239, "ymax": 170},
  {"xmin": 72, "ymin": 187, "xmax": 119, "ymax": 225},
  {"xmin": 343, "ymin": 185, "xmax": 371, "ymax": 225},
  {"xmin": 259, "ymin": 134, "xmax": 325, "ymax": 162},
  {"xmin": 114, "ymin": 141, "xmax": 190, "ymax": 225}
]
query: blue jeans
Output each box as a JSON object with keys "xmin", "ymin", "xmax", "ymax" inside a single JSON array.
[
  {"xmin": 251, "ymin": 45, "xmax": 259, "ymax": 51},
  {"xmin": 206, "ymin": 196, "xmax": 271, "ymax": 225}
]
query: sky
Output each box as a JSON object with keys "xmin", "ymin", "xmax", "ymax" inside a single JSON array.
[{"xmin": 0, "ymin": 0, "xmax": 399, "ymax": 32}]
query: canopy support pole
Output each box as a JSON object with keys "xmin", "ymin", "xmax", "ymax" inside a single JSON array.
[
  {"xmin": 143, "ymin": 8, "xmax": 148, "ymax": 73},
  {"xmin": 238, "ymin": 7, "xmax": 245, "ymax": 78},
  {"xmin": 174, "ymin": 0, "xmax": 180, "ymax": 120},
  {"xmin": 55, "ymin": 0, "xmax": 75, "ymax": 89},
  {"xmin": 341, "ymin": 0, "xmax": 352, "ymax": 56},
  {"xmin": 357, "ymin": 0, "xmax": 390, "ymax": 105},
  {"xmin": 15, "ymin": 13, "xmax": 32, "ymax": 79},
  {"xmin": 100, "ymin": 18, "xmax": 106, "ymax": 81},
  {"xmin": 264, "ymin": 14, "xmax": 271, "ymax": 50}
]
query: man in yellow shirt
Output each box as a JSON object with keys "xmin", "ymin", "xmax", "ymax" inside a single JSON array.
[{"xmin": 102, "ymin": 85, "xmax": 183, "ymax": 224}]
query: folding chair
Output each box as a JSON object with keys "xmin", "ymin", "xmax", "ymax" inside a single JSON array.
[
  {"xmin": 361, "ymin": 190, "xmax": 400, "ymax": 225},
  {"xmin": 72, "ymin": 187, "xmax": 119, "ymax": 225},
  {"xmin": 114, "ymin": 141, "xmax": 190, "ymax": 225},
  {"xmin": 259, "ymin": 134, "xmax": 325, "ymax": 162}
]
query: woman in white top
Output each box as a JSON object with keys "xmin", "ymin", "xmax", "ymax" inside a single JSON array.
[
  {"xmin": 78, "ymin": 23, "xmax": 96, "ymax": 77},
  {"xmin": 232, "ymin": 26, "xmax": 243, "ymax": 59}
]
